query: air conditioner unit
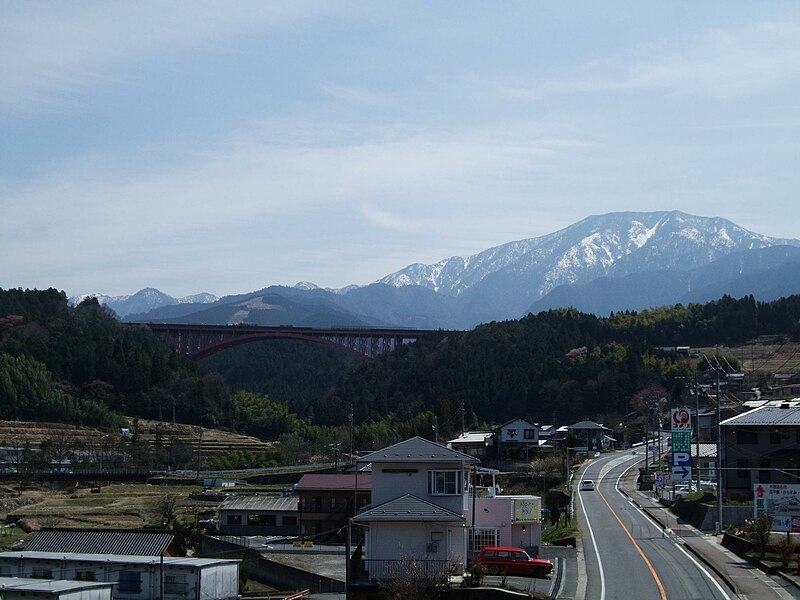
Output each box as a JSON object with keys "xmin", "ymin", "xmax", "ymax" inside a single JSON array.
[{"xmin": 426, "ymin": 543, "xmax": 439, "ymax": 553}]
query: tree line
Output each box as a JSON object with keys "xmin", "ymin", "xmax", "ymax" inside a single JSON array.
[{"xmin": 2, "ymin": 288, "xmax": 799, "ymax": 464}]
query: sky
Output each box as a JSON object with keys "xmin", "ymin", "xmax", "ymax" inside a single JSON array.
[{"xmin": 2, "ymin": 1, "xmax": 799, "ymax": 299}]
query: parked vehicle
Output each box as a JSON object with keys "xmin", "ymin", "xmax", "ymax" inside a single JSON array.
[{"xmin": 475, "ymin": 546, "xmax": 553, "ymax": 578}]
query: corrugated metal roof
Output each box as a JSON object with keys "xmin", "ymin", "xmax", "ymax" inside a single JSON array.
[
  {"xmin": 295, "ymin": 473, "xmax": 372, "ymax": 492},
  {"xmin": 720, "ymin": 404, "xmax": 800, "ymax": 427},
  {"xmin": 358, "ymin": 436, "xmax": 478, "ymax": 464},
  {"xmin": 0, "ymin": 551, "xmax": 238, "ymax": 567},
  {"xmin": 352, "ymin": 494, "xmax": 465, "ymax": 523},
  {"xmin": 0, "ymin": 577, "xmax": 115, "ymax": 593},
  {"xmin": 218, "ymin": 495, "xmax": 298, "ymax": 511},
  {"xmin": 447, "ymin": 432, "xmax": 493, "ymax": 445},
  {"xmin": 26, "ymin": 528, "xmax": 174, "ymax": 556}
]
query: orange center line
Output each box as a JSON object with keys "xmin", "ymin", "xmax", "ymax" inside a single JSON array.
[{"xmin": 596, "ymin": 484, "xmax": 668, "ymax": 600}]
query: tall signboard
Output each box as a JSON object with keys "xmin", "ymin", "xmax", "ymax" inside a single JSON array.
[
  {"xmin": 754, "ymin": 483, "xmax": 800, "ymax": 532},
  {"xmin": 671, "ymin": 408, "xmax": 692, "ymax": 482}
]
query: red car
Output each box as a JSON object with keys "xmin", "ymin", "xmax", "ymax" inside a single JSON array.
[{"xmin": 476, "ymin": 546, "xmax": 554, "ymax": 578}]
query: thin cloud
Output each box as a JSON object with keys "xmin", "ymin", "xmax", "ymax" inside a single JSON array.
[
  {"xmin": 0, "ymin": 0, "xmax": 340, "ymax": 114},
  {"xmin": 552, "ymin": 20, "xmax": 800, "ymax": 98}
]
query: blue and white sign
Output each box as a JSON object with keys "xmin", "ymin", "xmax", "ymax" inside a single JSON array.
[{"xmin": 672, "ymin": 451, "xmax": 692, "ymax": 482}]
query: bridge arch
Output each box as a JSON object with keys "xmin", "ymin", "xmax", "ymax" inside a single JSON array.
[
  {"xmin": 144, "ymin": 323, "xmax": 429, "ymax": 360},
  {"xmin": 189, "ymin": 331, "xmax": 369, "ymax": 360}
]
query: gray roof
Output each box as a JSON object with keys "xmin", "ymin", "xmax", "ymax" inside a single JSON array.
[
  {"xmin": 352, "ymin": 494, "xmax": 465, "ymax": 523},
  {"xmin": 26, "ymin": 528, "xmax": 174, "ymax": 556},
  {"xmin": 568, "ymin": 420, "xmax": 610, "ymax": 431},
  {"xmin": 358, "ymin": 436, "xmax": 478, "ymax": 465},
  {"xmin": 0, "ymin": 577, "xmax": 115, "ymax": 593},
  {"xmin": 218, "ymin": 495, "xmax": 298, "ymax": 512},
  {"xmin": 0, "ymin": 551, "xmax": 238, "ymax": 568},
  {"xmin": 721, "ymin": 404, "xmax": 800, "ymax": 427}
]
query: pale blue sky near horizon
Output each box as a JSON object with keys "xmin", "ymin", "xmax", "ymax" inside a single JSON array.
[{"xmin": 2, "ymin": 1, "xmax": 799, "ymax": 298}]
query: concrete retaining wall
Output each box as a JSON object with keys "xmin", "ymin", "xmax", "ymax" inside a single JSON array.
[{"xmin": 183, "ymin": 529, "xmax": 345, "ymax": 594}]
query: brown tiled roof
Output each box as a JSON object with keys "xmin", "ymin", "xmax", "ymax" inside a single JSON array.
[{"xmin": 295, "ymin": 473, "xmax": 371, "ymax": 492}]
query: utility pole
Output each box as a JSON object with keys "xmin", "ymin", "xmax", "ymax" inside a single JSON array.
[
  {"xmin": 715, "ymin": 347, "xmax": 723, "ymax": 534},
  {"xmin": 694, "ymin": 368, "xmax": 701, "ymax": 493},
  {"xmin": 349, "ymin": 406, "xmax": 354, "ymax": 467},
  {"xmin": 657, "ymin": 400, "xmax": 664, "ymax": 498}
]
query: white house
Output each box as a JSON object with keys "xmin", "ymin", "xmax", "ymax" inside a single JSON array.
[
  {"xmin": 495, "ymin": 419, "xmax": 540, "ymax": 445},
  {"xmin": 0, "ymin": 552, "xmax": 240, "ymax": 600},
  {"xmin": 350, "ymin": 437, "xmax": 542, "ymax": 585}
]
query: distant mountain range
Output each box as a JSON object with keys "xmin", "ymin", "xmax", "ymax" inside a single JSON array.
[{"xmin": 75, "ymin": 211, "xmax": 800, "ymax": 328}]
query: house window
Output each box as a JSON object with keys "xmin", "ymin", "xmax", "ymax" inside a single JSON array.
[
  {"xmin": 248, "ymin": 514, "xmax": 276, "ymax": 526},
  {"xmin": 164, "ymin": 574, "xmax": 188, "ymax": 594},
  {"xmin": 75, "ymin": 570, "xmax": 96, "ymax": 581},
  {"xmin": 226, "ymin": 514, "xmax": 241, "ymax": 525},
  {"xmin": 118, "ymin": 571, "xmax": 142, "ymax": 593},
  {"xmin": 759, "ymin": 459, "xmax": 771, "ymax": 483},
  {"xmin": 330, "ymin": 496, "xmax": 336, "ymax": 511},
  {"xmin": 736, "ymin": 430, "xmax": 758, "ymax": 444},
  {"xmin": 470, "ymin": 528, "xmax": 500, "ymax": 553},
  {"xmin": 736, "ymin": 459, "xmax": 749, "ymax": 480},
  {"xmin": 32, "ymin": 568, "xmax": 53, "ymax": 579},
  {"xmin": 524, "ymin": 429, "xmax": 536, "ymax": 440},
  {"xmin": 428, "ymin": 470, "xmax": 462, "ymax": 495},
  {"xmin": 770, "ymin": 430, "xmax": 781, "ymax": 444}
]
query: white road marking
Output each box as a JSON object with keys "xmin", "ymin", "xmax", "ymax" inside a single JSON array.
[
  {"xmin": 577, "ymin": 465, "xmax": 606, "ymax": 600},
  {"xmin": 615, "ymin": 459, "xmax": 732, "ymax": 600}
]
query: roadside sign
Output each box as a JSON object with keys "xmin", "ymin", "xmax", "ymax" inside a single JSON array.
[
  {"xmin": 672, "ymin": 451, "xmax": 692, "ymax": 482},
  {"xmin": 671, "ymin": 431, "xmax": 691, "ymax": 453},
  {"xmin": 754, "ymin": 483, "xmax": 800, "ymax": 532},
  {"xmin": 671, "ymin": 407, "xmax": 692, "ymax": 431}
]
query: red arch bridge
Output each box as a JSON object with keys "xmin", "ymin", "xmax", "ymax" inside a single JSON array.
[{"xmin": 144, "ymin": 323, "xmax": 432, "ymax": 360}]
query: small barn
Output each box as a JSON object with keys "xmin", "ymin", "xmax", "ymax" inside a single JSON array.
[{"xmin": 217, "ymin": 495, "xmax": 299, "ymax": 536}]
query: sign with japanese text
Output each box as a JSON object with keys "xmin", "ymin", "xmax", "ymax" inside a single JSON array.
[
  {"xmin": 753, "ymin": 483, "xmax": 800, "ymax": 532},
  {"xmin": 671, "ymin": 430, "xmax": 691, "ymax": 453},
  {"xmin": 671, "ymin": 407, "xmax": 692, "ymax": 431}
]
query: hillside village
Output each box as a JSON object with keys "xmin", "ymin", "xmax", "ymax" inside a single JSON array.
[{"xmin": 1, "ymin": 366, "xmax": 799, "ymax": 598}]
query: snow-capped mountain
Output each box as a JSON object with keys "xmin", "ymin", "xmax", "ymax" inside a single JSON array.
[
  {"xmin": 84, "ymin": 211, "xmax": 800, "ymax": 328},
  {"xmin": 379, "ymin": 211, "xmax": 796, "ymax": 302},
  {"xmin": 71, "ymin": 288, "xmax": 217, "ymax": 318}
]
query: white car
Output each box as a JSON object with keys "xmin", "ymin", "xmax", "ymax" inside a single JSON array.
[{"xmin": 579, "ymin": 480, "xmax": 595, "ymax": 491}]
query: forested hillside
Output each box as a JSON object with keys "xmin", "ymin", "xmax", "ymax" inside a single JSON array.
[
  {"xmin": 0, "ymin": 288, "xmax": 232, "ymax": 428},
  {"xmin": 312, "ymin": 295, "xmax": 800, "ymax": 432},
  {"xmin": 2, "ymin": 288, "xmax": 800, "ymax": 459}
]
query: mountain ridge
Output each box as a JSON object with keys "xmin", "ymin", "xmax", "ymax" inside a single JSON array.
[{"xmin": 83, "ymin": 211, "xmax": 800, "ymax": 328}]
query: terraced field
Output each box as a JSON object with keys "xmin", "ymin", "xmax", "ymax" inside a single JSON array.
[{"xmin": 0, "ymin": 418, "xmax": 275, "ymax": 463}]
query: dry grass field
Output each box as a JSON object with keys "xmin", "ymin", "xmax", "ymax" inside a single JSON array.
[
  {"xmin": 696, "ymin": 337, "xmax": 800, "ymax": 381},
  {"xmin": 2, "ymin": 482, "xmax": 204, "ymax": 531}
]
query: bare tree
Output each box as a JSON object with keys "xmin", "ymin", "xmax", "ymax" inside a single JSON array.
[
  {"xmin": 379, "ymin": 556, "xmax": 453, "ymax": 600},
  {"xmin": 743, "ymin": 514, "xmax": 773, "ymax": 560},
  {"xmin": 154, "ymin": 493, "xmax": 180, "ymax": 527}
]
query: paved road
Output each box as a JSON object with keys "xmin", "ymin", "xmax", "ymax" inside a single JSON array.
[{"xmin": 577, "ymin": 452, "xmax": 732, "ymax": 600}]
